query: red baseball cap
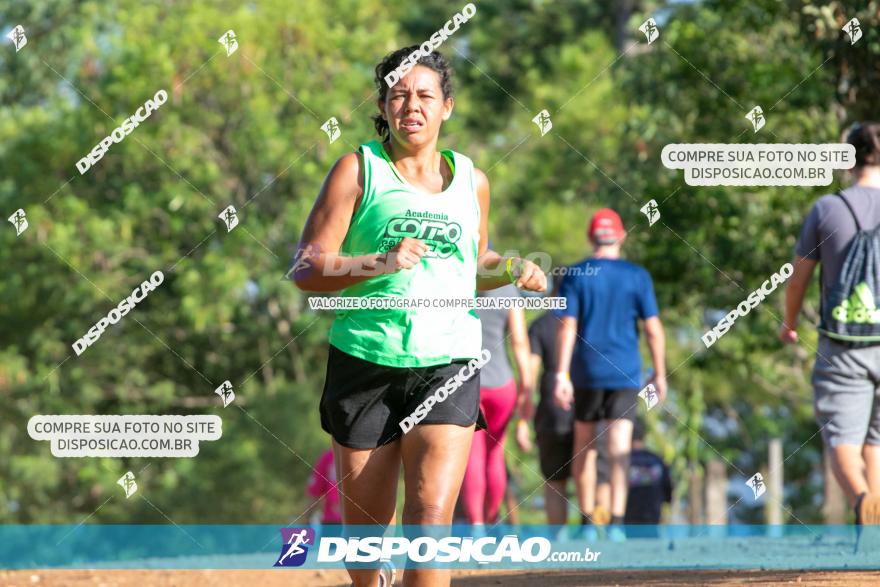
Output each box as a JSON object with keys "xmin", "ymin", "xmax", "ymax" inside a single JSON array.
[{"xmin": 588, "ymin": 208, "xmax": 625, "ymax": 244}]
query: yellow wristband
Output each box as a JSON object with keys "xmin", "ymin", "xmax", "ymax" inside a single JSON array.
[{"xmin": 505, "ymin": 257, "xmax": 516, "ymax": 283}]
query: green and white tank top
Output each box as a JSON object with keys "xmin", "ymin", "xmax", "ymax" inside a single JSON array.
[{"xmin": 328, "ymin": 140, "xmax": 482, "ymax": 367}]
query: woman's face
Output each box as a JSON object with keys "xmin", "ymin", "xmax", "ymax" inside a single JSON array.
[{"xmin": 379, "ymin": 65, "xmax": 453, "ymax": 147}]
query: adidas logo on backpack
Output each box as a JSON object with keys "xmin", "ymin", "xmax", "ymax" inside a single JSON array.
[{"xmin": 831, "ymin": 282, "xmax": 880, "ymax": 324}]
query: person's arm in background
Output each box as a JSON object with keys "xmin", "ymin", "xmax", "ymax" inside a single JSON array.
[
  {"xmin": 553, "ymin": 317, "xmax": 577, "ymax": 410},
  {"xmin": 512, "ymin": 309, "xmax": 536, "ymax": 452},
  {"xmin": 640, "ymin": 270, "xmax": 666, "ymax": 401},
  {"xmin": 526, "ymin": 354, "xmax": 542, "ymax": 403},
  {"xmin": 780, "ymin": 256, "xmax": 819, "ymax": 344},
  {"xmin": 518, "ymin": 319, "xmax": 545, "ymax": 452},
  {"xmin": 552, "ymin": 273, "xmax": 579, "ymax": 410},
  {"xmin": 509, "ymin": 307, "xmax": 532, "ymax": 419},
  {"xmin": 515, "ymin": 351, "xmax": 542, "ymax": 452},
  {"xmin": 644, "ymin": 317, "xmax": 667, "ymax": 402},
  {"xmin": 781, "ymin": 202, "xmax": 821, "ymax": 343}
]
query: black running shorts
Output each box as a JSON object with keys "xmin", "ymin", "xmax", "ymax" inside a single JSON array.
[
  {"xmin": 573, "ymin": 388, "xmax": 639, "ymax": 423},
  {"xmin": 320, "ymin": 345, "xmax": 488, "ymax": 449},
  {"xmin": 536, "ymin": 432, "xmax": 574, "ymax": 481}
]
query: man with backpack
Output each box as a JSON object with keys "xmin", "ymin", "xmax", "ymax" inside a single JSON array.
[{"xmin": 781, "ymin": 122, "xmax": 880, "ymax": 525}]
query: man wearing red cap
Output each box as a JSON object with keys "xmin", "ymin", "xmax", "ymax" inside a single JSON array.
[{"xmin": 552, "ymin": 208, "xmax": 667, "ymax": 540}]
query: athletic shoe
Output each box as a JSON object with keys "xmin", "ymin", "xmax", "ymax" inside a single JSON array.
[
  {"xmin": 378, "ymin": 560, "xmax": 396, "ymax": 587},
  {"xmin": 552, "ymin": 525, "xmax": 569, "ymax": 543},
  {"xmin": 574, "ymin": 524, "xmax": 598, "ymax": 541},
  {"xmin": 607, "ymin": 525, "xmax": 627, "ymax": 543}
]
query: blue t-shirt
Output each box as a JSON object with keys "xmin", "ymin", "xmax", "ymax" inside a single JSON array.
[{"xmin": 554, "ymin": 258, "xmax": 659, "ymax": 389}]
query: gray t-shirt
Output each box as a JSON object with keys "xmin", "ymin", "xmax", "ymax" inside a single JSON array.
[
  {"xmin": 796, "ymin": 185, "xmax": 880, "ymax": 300},
  {"xmin": 476, "ymin": 284, "xmax": 520, "ymax": 388}
]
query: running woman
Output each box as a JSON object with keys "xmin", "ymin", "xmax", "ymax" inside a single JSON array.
[{"xmin": 291, "ymin": 46, "xmax": 546, "ymax": 587}]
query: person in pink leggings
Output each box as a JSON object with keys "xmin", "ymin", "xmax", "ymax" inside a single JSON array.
[
  {"xmin": 460, "ymin": 283, "xmax": 532, "ymax": 524},
  {"xmin": 306, "ymin": 448, "xmax": 342, "ymax": 524}
]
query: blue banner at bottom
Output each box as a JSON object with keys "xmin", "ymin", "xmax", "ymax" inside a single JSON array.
[{"xmin": 1, "ymin": 525, "xmax": 878, "ymax": 570}]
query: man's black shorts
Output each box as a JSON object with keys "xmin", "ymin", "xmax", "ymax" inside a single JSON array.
[
  {"xmin": 536, "ymin": 432, "xmax": 574, "ymax": 481},
  {"xmin": 574, "ymin": 388, "xmax": 639, "ymax": 423},
  {"xmin": 320, "ymin": 345, "xmax": 488, "ymax": 449}
]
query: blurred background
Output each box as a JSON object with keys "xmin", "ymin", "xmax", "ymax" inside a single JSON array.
[{"xmin": 1, "ymin": 0, "xmax": 878, "ymax": 526}]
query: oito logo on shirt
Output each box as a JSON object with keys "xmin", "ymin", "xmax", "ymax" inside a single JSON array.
[{"xmin": 380, "ymin": 215, "xmax": 462, "ymax": 259}]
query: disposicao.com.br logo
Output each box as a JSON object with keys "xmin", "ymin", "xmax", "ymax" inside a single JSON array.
[
  {"xmin": 270, "ymin": 525, "xmax": 607, "ymax": 569},
  {"xmin": 315, "ymin": 534, "xmax": 600, "ymax": 565}
]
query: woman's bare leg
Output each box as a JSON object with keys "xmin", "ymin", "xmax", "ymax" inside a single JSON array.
[
  {"xmin": 400, "ymin": 424, "xmax": 475, "ymax": 587},
  {"xmin": 334, "ymin": 439, "xmax": 401, "ymax": 587}
]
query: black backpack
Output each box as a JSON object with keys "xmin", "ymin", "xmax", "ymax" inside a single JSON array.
[{"xmin": 818, "ymin": 192, "xmax": 880, "ymax": 345}]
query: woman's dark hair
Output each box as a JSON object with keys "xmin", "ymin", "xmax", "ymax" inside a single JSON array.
[
  {"xmin": 845, "ymin": 121, "xmax": 880, "ymax": 168},
  {"xmin": 372, "ymin": 45, "xmax": 454, "ymax": 142}
]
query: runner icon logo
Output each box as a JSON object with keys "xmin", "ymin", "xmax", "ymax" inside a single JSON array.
[
  {"xmin": 321, "ymin": 117, "xmax": 341, "ymax": 143},
  {"xmin": 639, "ymin": 18, "xmax": 659, "ymax": 44},
  {"xmin": 831, "ymin": 282, "xmax": 880, "ymax": 324},
  {"xmin": 746, "ymin": 106, "xmax": 765, "ymax": 133},
  {"xmin": 118, "ymin": 471, "xmax": 138, "ymax": 498},
  {"xmin": 532, "ymin": 110, "xmax": 552, "ymax": 136},
  {"xmin": 640, "ymin": 199, "xmax": 660, "ymax": 226},
  {"xmin": 746, "ymin": 472, "xmax": 765, "ymax": 500},
  {"xmin": 275, "ymin": 528, "xmax": 315, "ymax": 567},
  {"xmin": 7, "ymin": 25, "xmax": 26, "ymax": 52},
  {"xmin": 219, "ymin": 205, "xmax": 238, "ymax": 232},
  {"xmin": 215, "ymin": 380, "xmax": 235, "ymax": 408},
  {"xmin": 843, "ymin": 18, "xmax": 862, "ymax": 45},
  {"xmin": 8, "ymin": 209, "xmax": 28, "ymax": 236},
  {"xmin": 638, "ymin": 383, "xmax": 659, "ymax": 410},
  {"xmin": 219, "ymin": 30, "xmax": 238, "ymax": 56}
]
